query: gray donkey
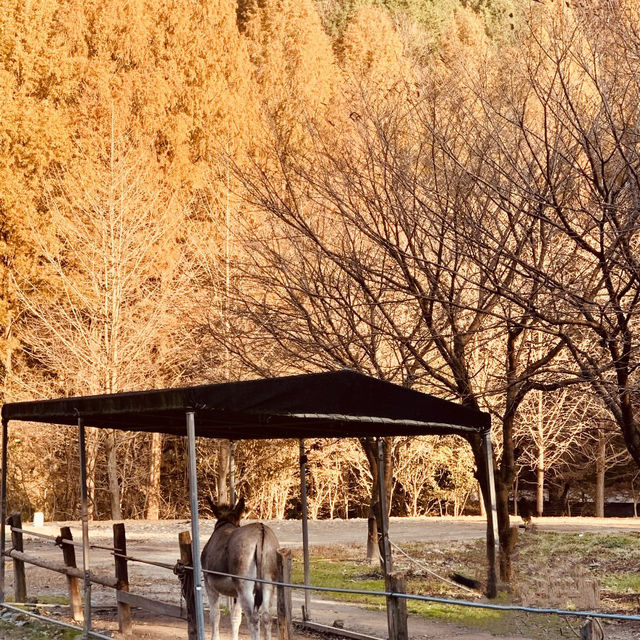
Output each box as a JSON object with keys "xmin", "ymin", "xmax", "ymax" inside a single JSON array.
[{"xmin": 201, "ymin": 497, "xmax": 278, "ymax": 640}]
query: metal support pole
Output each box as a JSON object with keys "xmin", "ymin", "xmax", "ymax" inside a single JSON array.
[
  {"xmin": 186, "ymin": 411, "xmax": 206, "ymax": 640},
  {"xmin": 378, "ymin": 438, "xmax": 404, "ymax": 639},
  {"xmin": 376, "ymin": 438, "xmax": 392, "ymax": 576},
  {"xmin": 78, "ymin": 417, "xmax": 92, "ymax": 638},
  {"xmin": 482, "ymin": 430, "xmax": 499, "ymax": 598},
  {"xmin": 299, "ymin": 439, "xmax": 310, "ymax": 620},
  {"xmin": 229, "ymin": 440, "xmax": 236, "ymax": 506},
  {"xmin": 0, "ymin": 419, "xmax": 8, "ymax": 603}
]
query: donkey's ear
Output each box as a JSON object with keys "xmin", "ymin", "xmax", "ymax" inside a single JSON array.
[
  {"xmin": 234, "ymin": 496, "xmax": 245, "ymax": 517},
  {"xmin": 207, "ymin": 495, "xmax": 220, "ymax": 518}
]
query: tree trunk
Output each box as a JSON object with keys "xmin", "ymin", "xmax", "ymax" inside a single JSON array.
[
  {"xmin": 478, "ymin": 481, "xmax": 486, "ymax": 517},
  {"xmin": 145, "ymin": 432, "xmax": 163, "ymax": 520},
  {"xmin": 366, "ymin": 507, "xmax": 378, "ymax": 564},
  {"xmin": 496, "ymin": 327, "xmax": 526, "ymax": 584},
  {"xmin": 496, "ymin": 409, "xmax": 518, "ymax": 584},
  {"xmin": 536, "ymin": 454, "xmax": 544, "ymax": 517},
  {"xmin": 86, "ymin": 428, "xmax": 100, "ymax": 520},
  {"xmin": 359, "ymin": 437, "xmax": 392, "ymax": 565},
  {"xmin": 536, "ymin": 389, "xmax": 544, "ymax": 517},
  {"xmin": 4, "ymin": 340, "xmax": 12, "ymax": 378},
  {"xmin": 105, "ymin": 430, "xmax": 121, "ymax": 520},
  {"xmin": 495, "ymin": 472, "xmax": 516, "ymax": 582},
  {"xmin": 595, "ymin": 433, "xmax": 605, "ymax": 518},
  {"xmin": 217, "ymin": 439, "xmax": 231, "ymax": 503}
]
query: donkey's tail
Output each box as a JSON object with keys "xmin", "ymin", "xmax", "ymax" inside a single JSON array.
[{"xmin": 253, "ymin": 524, "xmax": 265, "ymax": 610}]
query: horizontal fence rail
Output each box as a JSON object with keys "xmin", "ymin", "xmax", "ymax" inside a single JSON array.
[{"xmin": 9, "ymin": 525, "xmax": 121, "ymax": 552}]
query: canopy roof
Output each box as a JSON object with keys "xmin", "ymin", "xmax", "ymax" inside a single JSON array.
[{"xmin": 1, "ymin": 370, "xmax": 490, "ymax": 440}]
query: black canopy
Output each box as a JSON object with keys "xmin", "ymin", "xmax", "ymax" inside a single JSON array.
[{"xmin": 1, "ymin": 370, "xmax": 490, "ymax": 440}]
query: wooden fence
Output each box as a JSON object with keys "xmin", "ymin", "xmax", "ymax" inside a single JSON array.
[{"xmin": 3, "ymin": 513, "xmax": 292, "ymax": 639}]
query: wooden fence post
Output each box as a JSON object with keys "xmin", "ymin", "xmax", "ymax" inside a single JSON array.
[
  {"xmin": 59, "ymin": 526, "xmax": 83, "ymax": 622},
  {"xmin": 276, "ymin": 548, "xmax": 292, "ymax": 640},
  {"xmin": 113, "ymin": 523, "xmax": 132, "ymax": 637},
  {"xmin": 8, "ymin": 513, "xmax": 26, "ymax": 603},
  {"xmin": 178, "ymin": 531, "xmax": 197, "ymax": 640},
  {"xmin": 387, "ymin": 572, "xmax": 408, "ymax": 640}
]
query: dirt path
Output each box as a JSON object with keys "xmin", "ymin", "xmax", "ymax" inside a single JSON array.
[{"xmin": 4, "ymin": 516, "xmax": 640, "ymax": 639}]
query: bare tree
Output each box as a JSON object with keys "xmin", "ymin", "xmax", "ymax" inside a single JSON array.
[
  {"xmin": 16, "ymin": 131, "xmax": 188, "ymax": 519},
  {"xmin": 224, "ymin": 69, "xmax": 567, "ymax": 583},
  {"xmin": 466, "ymin": 2, "xmax": 640, "ymax": 473},
  {"xmin": 515, "ymin": 385, "xmax": 596, "ymax": 516}
]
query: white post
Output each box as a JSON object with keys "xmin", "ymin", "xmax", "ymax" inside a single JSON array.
[
  {"xmin": 186, "ymin": 411, "xmax": 206, "ymax": 640},
  {"xmin": 78, "ymin": 417, "xmax": 92, "ymax": 638},
  {"xmin": 0, "ymin": 420, "xmax": 8, "ymax": 603},
  {"xmin": 299, "ymin": 439, "xmax": 311, "ymax": 619}
]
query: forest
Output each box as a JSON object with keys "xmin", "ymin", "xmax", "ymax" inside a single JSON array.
[{"xmin": 1, "ymin": 0, "xmax": 640, "ymax": 581}]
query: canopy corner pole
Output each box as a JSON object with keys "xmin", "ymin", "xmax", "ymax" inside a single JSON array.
[
  {"xmin": 376, "ymin": 438, "xmax": 392, "ymax": 576},
  {"xmin": 377, "ymin": 437, "xmax": 406, "ymax": 639},
  {"xmin": 0, "ymin": 419, "xmax": 8, "ymax": 603},
  {"xmin": 482, "ymin": 428, "xmax": 499, "ymax": 598},
  {"xmin": 299, "ymin": 439, "xmax": 310, "ymax": 620},
  {"xmin": 77, "ymin": 416, "xmax": 92, "ymax": 638},
  {"xmin": 186, "ymin": 411, "xmax": 206, "ymax": 640}
]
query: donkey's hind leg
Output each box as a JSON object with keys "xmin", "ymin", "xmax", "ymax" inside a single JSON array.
[
  {"xmin": 230, "ymin": 597, "xmax": 243, "ymax": 640},
  {"xmin": 260, "ymin": 585, "xmax": 274, "ymax": 640},
  {"xmin": 237, "ymin": 580, "xmax": 261, "ymax": 640},
  {"xmin": 203, "ymin": 578, "xmax": 220, "ymax": 640}
]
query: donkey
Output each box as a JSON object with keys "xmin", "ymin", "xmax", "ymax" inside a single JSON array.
[{"xmin": 201, "ymin": 497, "xmax": 279, "ymax": 640}]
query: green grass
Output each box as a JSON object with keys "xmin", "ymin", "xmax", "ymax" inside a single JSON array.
[
  {"xmin": 602, "ymin": 573, "xmax": 640, "ymax": 592},
  {"xmin": 0, "ymin": 596, "xmax": 80, "ymax": 639},
  {"xmin": 514, "ymin": 532, "xmax": 640, "ymax": 595},
  {"xmin": 5, "ymin": 594, "xmax": 69, "ymax": 606},
  {"xmin": 0, "ymin": 616, "xmax": 79, "ymax": 639},
  {"xmin": 291, "ymin": 557, "xmax": 506, "ymax": 629},
  {"xmin": 292, "ymin": 559, "xmax": 386, "ymax": 608}
]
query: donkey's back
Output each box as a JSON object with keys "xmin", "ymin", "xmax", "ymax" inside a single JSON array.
[
  {"xmin": 201, "ymin": 498, "xmax": 279, "ymax": 640},
  {"xmin": 228, "ymin": 523, "xmax": 278, "ymax": 605}
]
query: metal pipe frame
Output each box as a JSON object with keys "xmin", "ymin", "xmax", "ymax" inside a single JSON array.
[
  {"xmin": 0, "ymin": 419, "xmax": 8, "ymax": 603},
  {"xmin": 376, "ymin": 438, "xmax": 393, "ymax": 576},
  {"xmin": 78, "ymin": 417, "xmax": 92, "ymax": 638},
  {"xmin": 376, "ymin": 438, "xmax": 396, "ymax": 639},
  {"xmin": 186, "ymin": 411, "xmax": 206, "ymax": 640},
  {"xmin": 299, "ymin": 439, "xmax": 311, "ymax": 620},
  {"xmin": 482, "ymin": 430, "xmax": 499, "ymax": 597}
]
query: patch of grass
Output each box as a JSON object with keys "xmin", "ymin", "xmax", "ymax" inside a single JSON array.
[
  {"xmin": 5, "ymin": 594, "xmax": 68, "ymax": 606},
  {"xmin": 292, "ymin": 559, "xmax": 386, "ymax": 608},
  {"xmin": 514, "ymin": 531, "xmax": 640, "ymax": 595},
  {"xmin": 292, "ymin": 557, "xmax": 505, "ymax": 625},
  {"xmin": 33, "ymin": 595, "xmax": 69, "ymax": 606},
  {"xmin": 0, "ymin": 616, "xmax": 78, "ymax": 639},
  {"xmin": 602, "ymin": 573, "xmax": 640, "ymax": 592}
]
